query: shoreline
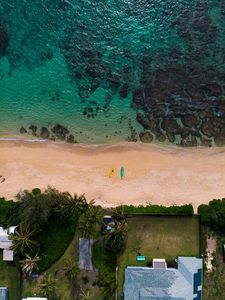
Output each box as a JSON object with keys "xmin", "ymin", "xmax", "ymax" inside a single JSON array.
[{"xmin": 1, "ymin": 140, "xmax": 225, "ymax": 211}]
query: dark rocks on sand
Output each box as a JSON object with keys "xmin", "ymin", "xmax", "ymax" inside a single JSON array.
[
  {"xmin": 139, "ymin": 131, "xmax": 153, "ymax": 143},
  {"xmin": 200, "ymin": 137, "xmax": 212, "ymax": 147},
  {"xmin": 51, "ymin": 124, "xmax": 69, "ymax": 139},
  {"xmin": 40, "ymin": 127, "xmax": 50, "ymax": 139},
  {"xmin": 214, "ymin": 133, "xmax": 225, "ymax": 147},
  {"xmin": 66, "ymin": 134, "xmax": 78, "ymax": 143},
  {"xmin": 180, "ymin": 135, "xmax": 198, "ymax": 147},
  {"xmin": 29, "ymin": 125, "xmax": 37, "ymax": 134},
  {"xmin": 20, "ymin": 126, "xmax": 27, "ymax": 134}
]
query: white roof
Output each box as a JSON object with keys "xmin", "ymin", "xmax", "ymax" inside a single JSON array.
[
  {"xmin": 22, "ymin": 298, "xmax": 48, "ymax": 300},
  {"xmin": 0, "ymin": 227, "xmax": 8, "ymax": 237},
  {"xmin": 3, "ymin": 249, "xmax": 14, "ymax": 261}
]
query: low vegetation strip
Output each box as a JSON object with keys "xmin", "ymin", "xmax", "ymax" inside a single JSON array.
[{"xmin": 119, "ymin": 203, "xmax": 194, "ymax": 215}]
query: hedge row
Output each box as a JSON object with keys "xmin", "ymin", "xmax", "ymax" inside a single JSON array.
[
  {"xmin": 119, "ymin": 203, "xmax": 194, "ymax": 215},
  {"xmin": 198, "ymin": 199, "xmax": 225, "ymax": 230}
]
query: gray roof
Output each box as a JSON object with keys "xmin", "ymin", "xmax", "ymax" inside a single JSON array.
[
  {"xmin": 78, "ymin": 238, "xmax": 94, "ymax": 271},
  {"xmin": 123, "ymin": 257, "xmax": 202, "ymax": 300},
  {"xmin": 0, "ymin": 287, "xmax": 8, "ymax": 300}
]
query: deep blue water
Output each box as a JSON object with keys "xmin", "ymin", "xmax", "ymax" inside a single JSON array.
[{"xmin": 0, "ymin": 0, "xmax": 225, "ymax": 145}]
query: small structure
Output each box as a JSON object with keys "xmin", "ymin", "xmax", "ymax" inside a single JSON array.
[
  {"xmin": 123, "ymin": 256, "xmax": 203, "ymax": 300},
  {"xmin": 78, "ymin": 238, "xmax": 94, "ymax": 271},
  {"xmin": 22, "ymin": 298, "xmax": 48, "ymax": 300},
  {"xmin": 153, "ymin": 258, "xmax": 167, "ymax": 269},
  {"xmin": 136, "ymin": 256, "xmax": 145, "ymax": 262},
  {"xmin": 223, "ymin": 244, "xmax": 225, "ymax": 262},
  {"xmin": 0, "ymin": 287, "xmax": 8, "ymax": 300},
  {"xmin": 0, "ymin": 226, "xmax": 17, "ymax": 250},
  {"xmin": 3, "ymin": 250, "xmax": 13, "ymax": 261},
  {"xmin": 102, "ymin": 216, "xmax": 115, "ymax": 234}
]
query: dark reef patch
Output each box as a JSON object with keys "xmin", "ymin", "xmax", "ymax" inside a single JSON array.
[{"xmin": 0, "ymin": 21, "xmax": 9, "ymax": 55}]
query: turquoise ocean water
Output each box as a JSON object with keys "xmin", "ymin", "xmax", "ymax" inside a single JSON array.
[{"xmin": 0, "ymin": 0, "xmax": 225, "ymax": 145}]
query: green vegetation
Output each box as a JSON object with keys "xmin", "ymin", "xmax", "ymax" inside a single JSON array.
[
  {"xmin": 117, "ymin": 216, "xmax": 200, "ymax": 296},
  {"xmin": 198, "ymin": 199, "xmax": 225, "ymax": 230},
  {"xmin": 120, "ymin": 203, "xmax": 194, "ymax": 215},
  {"xmin": 203, "ymin": 231, "xmax": 225, "ymax": 300},
  {"xmin": 92, "ymin": 240, "xmax": 117, "ymax": 300},
  {"xmin": 0, "ymin": 251, "xmax": 20, "ymax": 300},
  {"xmin": 35, "ymin": 216, "xmax": 77, "ymax": 272},
  {"xmin": 0, "ymin": 198, "xmax": 20, "ymax": 227}
]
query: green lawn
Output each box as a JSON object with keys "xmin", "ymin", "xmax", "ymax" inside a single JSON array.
[
  {"xmin": 117, "ymin": 216, "xmax": 200, "ymax": 297},
  {"xmin": 0, "ymin": 251, "xmax": 20, "ymax": 300},
  {"xmin": 203, "ymin": 230, "xmax": 225, "ymax": 300}
]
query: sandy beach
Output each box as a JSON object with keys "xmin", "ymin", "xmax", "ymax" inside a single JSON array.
[{"xmin": 0, "ymin": 140, "xmax": 225, "ymax": 211}]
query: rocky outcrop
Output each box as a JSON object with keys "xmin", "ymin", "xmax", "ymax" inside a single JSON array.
[
  {"xmin": 20, "ymin": 127, "xmax": 27, "ymax": 134},
  {"xmin": 139, "ymin": 131, "xmax": 153, "ymax": 143},
  {"xmin": 51, "ymin": 124, "xmax": 69, "ymax": 140}
]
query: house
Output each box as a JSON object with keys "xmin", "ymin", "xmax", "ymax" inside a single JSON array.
[
  {"xmin": 0, "ymin": 287, "xmax": 8, "ymax": 300},
  {"xmin": 123, "ymin": 256, "xmax": 203, "ymax": 300},
  {"xmin": 102, "ymin": 216, "xmax": 115, "ymax": 233}
]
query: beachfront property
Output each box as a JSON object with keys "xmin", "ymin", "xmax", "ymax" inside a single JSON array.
[{"xmin": 123, "ymin": 256, "xmax": 202, "ymax": 300}]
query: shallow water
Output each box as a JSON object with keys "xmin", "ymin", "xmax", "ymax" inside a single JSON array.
[{"xmin": 0, "ymin": 0, "xmax": 225, "ymax": 145}]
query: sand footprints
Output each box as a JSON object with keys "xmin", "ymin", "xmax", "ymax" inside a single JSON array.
[{"xmin": 0, "ymin": 175, "xmax": 6, "ymax": 183}]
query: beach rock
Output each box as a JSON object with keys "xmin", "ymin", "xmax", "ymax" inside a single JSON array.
[
  {"xmin": 51, "ymin": 124, "xmax": 69, "ymax": 139},
  {"xmin": 40, "ymin": 127, "xmax": 50, "ymax": 139},
  {"xmin": 0, "ymin": 22, "xmax": 9, "ymax": 55},
  {"xmin": 180, "ymin": 135, "xmax": 198, "ymax": 147},
  {"xmin": 66, "ymin": 134, "xmax": 78, "ymax": 143},
  {"xmin": 139, "ymin": 131, "xmax": 153, "ymax": 143},
  {"xmin": 29, "ymin": 125, "xmax": 37, "ymax": 134},
  {"xmin": 200, "ymin": 121, "xmax": 214, "ymax": 138},
  {"xmin": 20, "ymin": 127, "xmax": 27, "ymax": 134},
  {"xmin": 161, "ymin": 117, "xmax": 181, "ymax": 133},
  {"xmin": 200, "ymin": 137, "xmax": 212, "ymax": 147},
  {"xmin": 214, "ymin": 133, "xmax": 225, "ymax": 147},
  {"xmin": 181, "ymin": 114, "xmax": 199, "ymax": 128}
]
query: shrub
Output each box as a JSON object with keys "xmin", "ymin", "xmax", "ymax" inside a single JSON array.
[
  {"xmin": 198, "ymin": 199, "xmax": 225, "ymax": 230},
  {"xmin": 35, "ymin": 216, "xmax": 77, "ymax": 272},
  {"xmin": 0, "ymin": 198, "xmax": 20, "ymax": 227}
]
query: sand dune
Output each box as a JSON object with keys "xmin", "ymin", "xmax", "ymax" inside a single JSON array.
[{"xmin": 1, "ymin": 140, "xmax": 225, "ymax": 211}]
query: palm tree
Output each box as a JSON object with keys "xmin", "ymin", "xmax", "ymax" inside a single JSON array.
[
  {"xmin": 80, "ymin": 289, "xmax": 92, "ymax": 300},
  {"xmin": 101, "ymin": 274, "xmax": 116, "ymax": 300},
  {"xmin": 104, "ymin": 221, "xmax": 127, "ymax": 253},
  {"xmin": 39, "ymin": 274, "xmax": 57, "ymax": 298},
  {"xmin": 85, "ymin": 203, "xmax": 103, "ymax": 226},
  {"xmin": 112, "ymin": 205, "xmax": 126, "ymax": 222},
  {"xmin": 9, "ymin": 226, "xmax": 39, "ymax": 255},
  {"xmin": 20, "ymin": 253, "xmax": 40, "ymax": 276},
  {"xmin": 79, "ymin": 220, "xmax": 93, "ymax": 238},
  {"xmin": 63, "ymin": 259, "xmax": 80, "ymax": 281}
]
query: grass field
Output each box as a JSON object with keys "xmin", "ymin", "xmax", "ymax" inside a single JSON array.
[
  {"xmin": 0, "ymin": 251, "xmax": 20, "ymax": 300},
  {"xmin": 117, "ymin": 216, "xmax": 200, "ymax": 297}
]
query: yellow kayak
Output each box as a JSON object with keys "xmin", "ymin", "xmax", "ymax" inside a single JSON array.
[{"xmin": 109, "ymin": 167, "xmax": 116, "ymax": 177}]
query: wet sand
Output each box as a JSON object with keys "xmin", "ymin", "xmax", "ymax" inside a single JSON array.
[{"xmin": 1, "ymin": 140, "xmax": 225, "ymax": 211}]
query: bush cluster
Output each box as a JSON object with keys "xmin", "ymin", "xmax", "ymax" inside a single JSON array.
[
  {"xmin": 0, "ymin": 198, "xmax": 20, "ymax": 227},
  {"xmin": 198, "ymin": 199, "xmax": 225, "ymax": 230}
]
